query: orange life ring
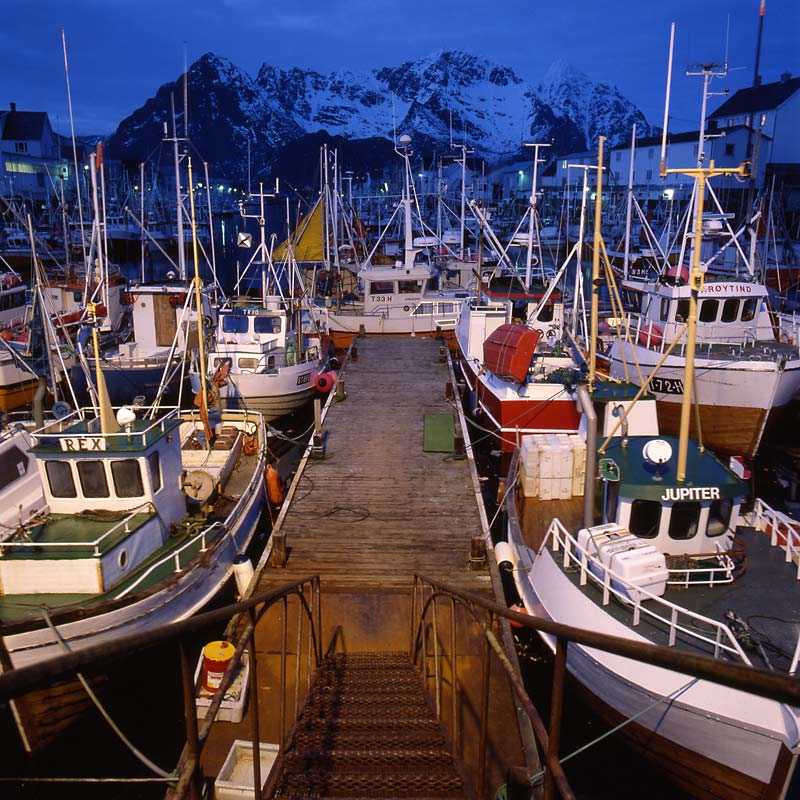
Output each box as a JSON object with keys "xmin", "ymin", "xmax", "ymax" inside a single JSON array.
[{"xmin": 265, "ymin": 463, "xmax": 284, "ymax": 505}]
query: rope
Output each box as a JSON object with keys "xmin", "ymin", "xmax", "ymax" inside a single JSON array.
[
  {"xmin": 527, "ymin": 676, "xmax": 699, "ymax": 784},
  {"xmin": 40, "ymin": 607, "xmax": 173, "ymax": 779}
]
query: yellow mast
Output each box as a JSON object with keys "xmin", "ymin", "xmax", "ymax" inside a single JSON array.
[
  {"xmin": 588, "ymin": 136, "xmax": 605, "ymax": 391},
  {"xmin": 661, "ymin": 160, "xmax": 748, "ymax": 481},
  {"xmin": 187, "ymin": 158, "xmax": 211, "ymax": 449},
  {"xmin": 88, "ymin": 301, "xmax": 120, "ymax": 435}
]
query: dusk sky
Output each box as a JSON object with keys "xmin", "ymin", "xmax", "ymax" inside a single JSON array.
[{"xmin": 1, "ymin": 0, "xmax": 798, "ymax": 137}]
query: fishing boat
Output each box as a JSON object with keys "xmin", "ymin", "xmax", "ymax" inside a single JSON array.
[
  {"xmin": 191, "ymin": 183, "xmax": 329, "ymax": 419},
  {"xmin": 310, "ymin": 135, "xmax": 471, "ymax": 349},
  {"xmin": 500, "ymin": 128, "xmax": 800, "ymax": 797}
]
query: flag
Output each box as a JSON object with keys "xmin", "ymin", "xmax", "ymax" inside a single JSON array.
[{"xmin": 96, "ymin": 140, "xmax": 104, "ymax": 170}]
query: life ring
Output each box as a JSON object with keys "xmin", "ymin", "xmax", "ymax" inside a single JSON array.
[
  {"xmin": 121, "ymin": 292, "xmax": 134, "ymax": 306},
  {"xmin": 265, "ymin": 463, "xmax": 284, "ymax": 505},
  {"xmin": 168, "ymin": 293, "xmax": 185, "ymax": 309}
]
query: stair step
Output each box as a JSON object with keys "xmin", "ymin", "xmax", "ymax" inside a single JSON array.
[
  {"xmin": 294, "ymin": 716, "xmax": 443, "ymax": 734},
  {"xmin": 292, "ymin": 727, "xmax": 448, "ymax": 751},
  {"xmin": 300, "ymin": 698, "xmax": 435, "ymax": 719},
  {"xmin": 322, "ymin": 652, "xmax": 411, "ymax": 669},
  {"xmin": 273, "ymin": 768, "xmax": 466, "ymax": 798},
  {"xmin": 284, "ymin": 748, "xmax": 456, "ymax": 770}
]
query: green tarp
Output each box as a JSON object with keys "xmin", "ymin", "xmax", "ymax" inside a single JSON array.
[{"xmin": 423, "ymin": 414, "xmax": 455, "ymax": 452}]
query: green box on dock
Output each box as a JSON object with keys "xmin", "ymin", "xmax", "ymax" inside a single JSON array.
[{"xmin": 423, "ymin": 414, "xmax": 455, "ymax": 452}]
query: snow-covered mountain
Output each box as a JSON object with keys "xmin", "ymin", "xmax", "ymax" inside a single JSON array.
[{"xmin": 108, "ymin": 50, "xmax": 657, "ymax": 179}]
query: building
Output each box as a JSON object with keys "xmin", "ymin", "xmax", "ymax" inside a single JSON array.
[
  {"xmin": 0, "ymin": 103, "xmax": 67, "ymax": 199},
  {"xmin": 708, "ymin": 73, "xmax": 800, "ymax": 170}
]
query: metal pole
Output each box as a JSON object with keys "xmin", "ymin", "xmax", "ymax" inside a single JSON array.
[
  {"xmin": 179, "ymin": 640, "xmax": 201, "ymax": 800},
  {"xmin": 477, "ymin": 614, "xmax": 492, "ymax": 798},
  {"xmin": 280, "ymin": 595, "xmax": 287, "ymax": 748},
  {"xmin": 450, "ymin": 596, "xmax": 458, "ymax": 756},
  {"xmin": 248, "ymin": 609, "xmax": 262, "ymax": 800},
  {"xmin": 589, "ymin": 136, "xmax": 605, "ymax": 390},
  {"xmin": 545, "ymin": 637, "xmax": 568, "ymax": 800}
]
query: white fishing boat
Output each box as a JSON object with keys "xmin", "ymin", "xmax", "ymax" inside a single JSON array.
[
  {"xmin": 311, "ymin": 135, "xmax": 471, "ymax": 348},
  {"xmin": 191, "ymin": 183, "xmax": 329, "ymax": 419}
]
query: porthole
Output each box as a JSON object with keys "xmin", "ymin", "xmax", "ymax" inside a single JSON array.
[{"xmin": 118, "ymin": 549, "xmax": 129, "ymax": 570}]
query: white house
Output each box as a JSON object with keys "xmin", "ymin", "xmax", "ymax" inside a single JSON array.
[
  {"xmin": 0, "ymin": 103, "xmax": 66, "ymax": 198},
  {"xmin": 707, "ymin": 73, "xmax": 800, "ymax": 169}
]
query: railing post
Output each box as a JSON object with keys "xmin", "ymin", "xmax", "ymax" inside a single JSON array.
[
  {"xmin": 545, "ymin": 636, "xmax": 568, "ymax": 800},
  {"xmin": 280, "ymin": 595, "xmax": 287, "ymax": 749},
  {"xmin": 432, "ymin": 590, "xmax": 441, "ymax": 718},
  {"xmin": 179, "ymin": 639, "xmax": 202, "ymax": 800},
  {"xmin": 248, "ymin": 607, "xmax": 262, "ymax": 800},
  {"xmin": 409, "ymin": 576, "xmax": 418, "ymax": 661},
  {"xmin": 450, "ymin": 596, "xmax": 458, "ymax": 757},
  {"xmin": 478, "ymin": 611, "xmax": 492, "ymax": 799}
]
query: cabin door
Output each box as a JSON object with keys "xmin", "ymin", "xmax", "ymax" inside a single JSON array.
[{"xmin": 154, "ymin": 296, "xmax": 178, "ymax": 346}]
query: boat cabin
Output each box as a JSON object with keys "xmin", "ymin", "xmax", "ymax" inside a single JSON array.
[
  {"xmin": 0, "ymin": 409, "xmax": 185, "ymax": 596},
  {"xmin": 600, "ymin": 435, "xmax": 746, "ymax": 557},
  {"xmin": 361, "ymin": 264, "xmax": 468, "ymax": 319}
]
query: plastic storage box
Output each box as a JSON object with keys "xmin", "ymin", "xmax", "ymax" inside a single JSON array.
[
  {"xmin": 194, "ymin": 650, "xmax": 250, "ymax": 723},
  {"xmin": 215, "ymin": 740, "xmax": 279, "ymax": 800}
]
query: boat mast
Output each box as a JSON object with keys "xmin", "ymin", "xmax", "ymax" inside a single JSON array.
[
  {"xmin": 622, "ymin": 124, "xmax": 637, "ymax": 281},
  {"xmin": 589, "ymin": 137, "xmax": 605, "ymax": 392},
  {"xmin": 523, "ymin": 142, "xmax": 550, "ymax": 290},
  {"xmin": 169, "ymin": 95, "xmax": 187, "ymax": 281}
]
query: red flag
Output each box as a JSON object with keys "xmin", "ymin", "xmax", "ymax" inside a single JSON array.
[{"xmin": 95, "ymin": 140, "xmax": 104, "ymax": 170}]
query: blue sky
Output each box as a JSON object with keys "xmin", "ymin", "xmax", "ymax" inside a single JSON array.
[{"xmin": 0, "ymin": 0, "xmax": 797, "ymax": 135}]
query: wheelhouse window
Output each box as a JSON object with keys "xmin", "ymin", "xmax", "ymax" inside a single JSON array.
[
  {"xmin": 77, "ymin": 460, "xmax": 109, "ymax": 498},
  {"xmin": 254, "ymin": 316, "xmax": 281, "ymax": 334},
  {"xmin": 222, "ymin": 315, "xmax": 248, "ymax": 334},
  {"xmin": 720, "ymin": 298, "xmax": 740, "ymax": 322},
  {"xmin": 398, "ymin": 280, "xmax": 423, "ymax": 294},
  {"xmin": 628, "ymin": 499, "xmax": 661, "ymax": 538},
  {"xmin": 675, "ymin": 299, "xmax": 689, "ymax": 323},
  {"xmin": 538, "ymin": 303, "xmax": 554, "ymax": 323},
  {"xmin": 660, "ymin": 299, "xmax": 669, "ymax": 320},
  {"xmin": 369, "ymin": 281, "xmax": 394, "ymax": 295},
  {"xmin": 414, "ymin": 303, "xmax": 433, "ymax": 316},
  {"xmin": 148, "ymin": 451, "xmax": 162, "ymax": 493},
  {"xmin": 699, "ymin": 299, "xmax": 719, "ymax": 322},
  {"xmin": 742, "ymin": 298, "xmax": 758, "ymax": 321},
  {"xmin": 111, "ymin": 460, "xmax": 144, "ymax": 498},
  {"xmin": 668, "ymin": 502, "xmax": 701, "ymax": 540},
  {"xmin": 0, "ymin": 445, "xmax": 29, "ymax": 491},
  {"xmin": 708, "ymin": 497, "xmax": 734, "ymax": 536},
  {"xmin": 238, "ymin": 357, "xmax": 259, "ymax": 370},
  {"xmin": 46, "ymin": 461, "xmax": 77, "ymax": 498}
]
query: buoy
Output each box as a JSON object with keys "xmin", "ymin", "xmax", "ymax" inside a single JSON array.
[
  {"xmin": 232, "ymin": 554, "xmax": 254, "ymax": 596},
  {"xmin": 666, "ymin": 265, "xmax": 689, "ymax": 285},
  {"xmin": 509, "ymin": 603, "xmax": 529, "ymax": 629},
  {"xmin": 265, "ymin": 463, "xmax": 284, "ymax": 505},
  {"xmin": 638, "ymin": 322, "xmax": 663, "ymax": 348},
  {"xmin": 201, "ymin": 640, "xmax": 235, "ymax": 691},
  {"xmin": 314, "ymin": 371, "xmax": 336, "ymax": 393}
]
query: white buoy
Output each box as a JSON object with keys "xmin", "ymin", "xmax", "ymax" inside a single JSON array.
[
  {"xmin": 495, "ymin": 541, "xmax": 517, "ymax": 572},
  {"xmin": 233, "ymin": 554, "xmax": 254, "ymax": 596}
]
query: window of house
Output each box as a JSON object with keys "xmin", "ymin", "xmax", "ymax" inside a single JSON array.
[
  {"xmin": 727, "ymin": 119, "xmax": 734, "ymax": 128},
  {"xmin": 15, "ymin": 142, "xmax": 28, "ymax": 154},
  {"xmin": 742, "ymin": 298, "xmax": 758, "ymax": 321},
  {"xmin": 614, "ymin": 171, "xmax": 620, "ymax": 182},
  {"xmin": 629, "ymin": 499, "xmax": 661, "ymax": 538},
  {"xmin": 744, "ymin": 115, "xmax": 751, "ymax": 127},
  {"xmin": 616, "ymin": 151, "xmax": 621, "ymax": 162},
  {"xmin": 111, "ymin": 460, "xmax": 144, "ymax": 497},
  {"xmin": 699, "ymin": 299, "xmax": 719, "ymax": 322},
  {"xmin": 669, "ymin": 501, "xmax": 701, "ymax": 539},
  {"xmin": 725, "ymin": 143, "xmax": 735, "ymax": 156},
  {"xmin": 148, "ymin": 451, "xmax": 162, "ymax": 493},
  {"xmin": 646, "ymin": 169, "xmax": 653, "ymax": 181},
  {"xmin": 46, "ymin": 461, "xmax": 76, "ymax": 498},
  {"xmin": 721, "ymin": 298, "xmax": 740, "ymax": 322},
  {"xmin": 78, "ymin": 461, "xmax": 109, "ymax": 498},
  {"xmin": 760, "ymin": 113, "xmax": 767, "ymax": 127}
]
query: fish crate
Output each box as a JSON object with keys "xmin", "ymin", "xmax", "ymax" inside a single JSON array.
[
  {"xmin": 215, "ymin": 740, "xmax": 279, "ymax": 800},
  {"xmin": 194, "ymin": 650, "xmax": 249, "ymax": 723}
]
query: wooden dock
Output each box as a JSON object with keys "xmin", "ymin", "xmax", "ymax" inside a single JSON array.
[{"xmin": 201, "ymin": 336, "xmax": 537, "ymax": 796}]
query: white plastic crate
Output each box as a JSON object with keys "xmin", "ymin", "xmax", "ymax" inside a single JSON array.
[
  {"xmin": 215, "ymin": 740, "xmax": 279, "ymax": 800},
  {"xmin": 194, "ymin": 650, "xmax": 250, "ymax": 723}
]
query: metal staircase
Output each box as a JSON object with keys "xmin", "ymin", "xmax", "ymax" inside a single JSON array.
[{"xmin": 268, "ymin": 651, "xmax": 469, "ymax": 799}]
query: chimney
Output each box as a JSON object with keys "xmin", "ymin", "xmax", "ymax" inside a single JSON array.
[{"xmin": 9, "ymin": 102, "xmax": 16, "ymax": 112}]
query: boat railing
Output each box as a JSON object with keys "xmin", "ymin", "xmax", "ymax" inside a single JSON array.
[
  {"xmin": 548, "ymin": 518, "xmax": 752, "ymax": 664},
  {"xmin": 0, "ymin": 504, "xmax": 152, "ymax": 557},
  {"xmin": 628, "ymin": 312, "xmax": 764, "ymax": 358},
  {"xmin": 665, "ymin": 542, "xmax": 736, "ymax": 588},
  {"xmin": 114, "ymin": 521, "xmax": 223, "ymax": 598},
  {"xmin": 30, "ymin": 406, "xmax": 181, "ymax": 449},
  {"xmin": 753, "ymin": 497, "xmax": 800, "ymax": 580}
]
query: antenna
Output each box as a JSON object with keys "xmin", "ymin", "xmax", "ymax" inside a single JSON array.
[
  {"xmin": 660, "ymin": 22, "xmax": 676, "ymax": 176},
  {"xmin": 724, "ymin": 15, "xmax": 731, "ymax": 70},
  {"xmin": 183, "ymin": 42, "xmax": 189, "ymax": 138}
]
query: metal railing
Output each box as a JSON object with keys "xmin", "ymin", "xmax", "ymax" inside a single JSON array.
[
  {"xmin": 545, "ymin": 517, "xmax": 750, "ymax": 662},
  {"xmin": 754, "ymin": 497, "xmax": 800, "ymax": 580}
]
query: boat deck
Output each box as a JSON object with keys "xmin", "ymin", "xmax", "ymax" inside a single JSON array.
[
  {"xmin": 519, "ymin": 494, "xmax": 800, "ymax": 671},
  {"xmin": 200, "ymin": 335, "xmax": 531, "ymax": 793}
]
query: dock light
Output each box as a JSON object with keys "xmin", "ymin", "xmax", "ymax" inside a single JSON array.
[{"xmin": 518, "ymin": 170, "xmax": 524, "ymax": 176}]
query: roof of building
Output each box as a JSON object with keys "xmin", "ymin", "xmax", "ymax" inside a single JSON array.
[
  {"xmin": 709, "ymin": 75, "xmax": 800, "ymax": 119},
  {"xmin": 610, "ymin": 124, "xmax": 770, "ymax": 151},
  {"xmin": 1, "ymin": 110, "xmax": 48, "ymax": 141}
]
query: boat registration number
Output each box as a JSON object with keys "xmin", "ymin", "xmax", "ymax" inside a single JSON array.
[
  {"xmin": 297, "ymin": 372, "xmax": 311, "ymax": 386},
  {"xmin": 650, "ymin": 376, "xmax": 684, "ymax": 395}
]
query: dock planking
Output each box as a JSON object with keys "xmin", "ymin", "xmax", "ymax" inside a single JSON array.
[{"xmin": 253, "ymin": 335, "xmax": 492, "ymax": 593}]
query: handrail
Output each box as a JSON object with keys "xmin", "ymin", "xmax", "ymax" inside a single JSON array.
[
  {"xmin": 0, "ymin": 505, "xmax": 153, "ymax": 556},
  {"xmin": 113, "ymin": 521, "xmax": 222, "ymax": 598},
  {"xmin": 754, "ymin": 497, "xmax": 800, "ymax": 580},
  {"xmin": 546, "ymin": 517, "xmax": 750, "ymax": 662}
]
